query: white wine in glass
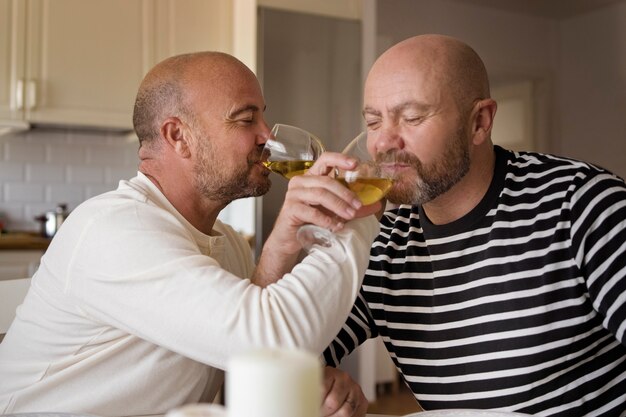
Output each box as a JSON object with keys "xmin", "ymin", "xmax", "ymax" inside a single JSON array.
[
  {"xmin": 296, "ymin": 131, "xmax": 395, "ymax": 254},
  {"xmin": 263, "ymin": 160, "xmax": 316, "ymax": 179},
  {"xmin": 338, "ymin": 131, "xmax": 395, "ymax": 204},
  {"xmin": 262, "ymin": 124, "xmax": 324, "ymax": 179},
  {"xmin": 262, "ymin": 123, "xmax": 338, "ymax": 255},
  {"xmin": 336, "ymin": 176, "xmax": 393, "ymax": 206}
]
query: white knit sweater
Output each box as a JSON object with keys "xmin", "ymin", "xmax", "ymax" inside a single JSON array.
[{"xmin": 0, "ymin": 172, "xmax": 378, "ymax": 416}]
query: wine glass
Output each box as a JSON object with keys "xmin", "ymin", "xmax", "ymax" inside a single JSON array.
[
  {"xmin": 262, "ymin": 124, "xmax": 325, "ymax": 179},
  {"xmin": 296, "ymin": 131, "xmax": 395, "ymax": 256},
  {"xmin": 337, "ymin": 131, "xmax": 394, "ymax": 206},
  {"xmin": 262, "ymin": 124, "xmax": 338, "ymax": 256}
]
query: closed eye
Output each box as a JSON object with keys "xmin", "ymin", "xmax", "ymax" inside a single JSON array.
[
  {"xmin": 404, "ymin": 115, "xmax": 424, "ymax": 124},
  {"xmin": 237, "ymin": 117, "xmax": 254, "ymax": 125},
  {"xmin": 365, "ymin": 118, "xmax": 381, "ymax": 130},
  {"xmin": 227, "ymin": 105, "xmax": 261, "ymax": 125}
]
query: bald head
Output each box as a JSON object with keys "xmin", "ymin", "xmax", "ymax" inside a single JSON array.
[
  {"xmin": 133, "ymin": 52, "xmax": 255, "ymax": 147},
  {"xmin": 367, "ymin": 34, "xmax": 490, "ymax": 112}
]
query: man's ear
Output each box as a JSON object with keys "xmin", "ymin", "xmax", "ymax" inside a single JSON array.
[
  {"xmin": 471, "ymin": 98, "xmax": 497, "ymax": 146},
  {"xmin": 161, "ymin": 117, "xmax": 192, "ymax": 158}
]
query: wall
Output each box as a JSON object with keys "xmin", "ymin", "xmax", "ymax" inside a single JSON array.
[
  {"xmin": 375, "ymin": 0, "xmax": 559, "ymax": 72},
  {"xmin": 259, "ymin": 0, "xmax": 361, "ymax": 19},
  {"xmin": 558, "ymin": 2, "xmax": 626, "ymax": 177},
  {"xmin": 257, "ymin": 7, "xmax": 362, "ymax": 247},
  {"xmin": 372, "ymin": 0, "xmax": 559, "ymax": 156},
  {"xmin": 0, "ymin": 129, "xmax": 138, "ymax": 231},
  {"xmin": 0, "ymin": 128, "xmax": 255, "ymax": 236},
  {"xmin": 370, "ymin": 0, "xmax": 625, "ymax": 177}
]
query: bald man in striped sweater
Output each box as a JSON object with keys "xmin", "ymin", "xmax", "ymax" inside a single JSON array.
[{"xmin": 324, "ymin": 34, "xmax": 626, "ymax": 416}]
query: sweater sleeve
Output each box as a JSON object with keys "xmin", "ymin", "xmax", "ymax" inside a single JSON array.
[
  {"xmin": 323, "ymin": 290, "xmax": 378, "ymax": 367},
  {"xmin": 64, "ymin": 200, "xmax": 380, "ymax": 368},
  {"xmin": 569, "ymin": 170, "xmax": 626, "ymax": 345}
]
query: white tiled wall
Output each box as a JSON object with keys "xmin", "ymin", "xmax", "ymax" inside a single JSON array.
[
  {"xmin": 0, "ymin": 128, "xmax": 256, "ymax": 236},
  {"xmin": 0, "ymin": 128, "xmax": 139, "ymax": 232}
]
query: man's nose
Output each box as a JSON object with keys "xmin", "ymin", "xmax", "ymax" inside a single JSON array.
[
  {"xmin": 257, "ymin": 120, "xmax": 272, "ymax": 144},
  {"xmin": 375, "ymin": 125, "xmax": 405, "ymax": 154}
]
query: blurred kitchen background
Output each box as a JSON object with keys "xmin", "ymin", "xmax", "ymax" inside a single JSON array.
[{"xmin": 1, "ymin": 0, "xmax": 625, "ymax": 409}]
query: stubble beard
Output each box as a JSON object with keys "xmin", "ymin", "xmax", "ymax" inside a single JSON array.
[
  {"xmin": 193, "ymin": 139, "xmax": 271, "ymax": 204},
  {"xmin": 384, "ymin": 126, "xmax": 471, "ymax": 206}
]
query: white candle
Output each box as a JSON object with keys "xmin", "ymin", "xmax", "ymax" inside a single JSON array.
[{"xmin": 226, "ymin": 348, "xmax": 322, "ymax": 417}]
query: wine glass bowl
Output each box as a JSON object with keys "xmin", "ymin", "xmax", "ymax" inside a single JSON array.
[
  {"xmin": 336, "ymin": 131, "xmax": 394, "ymax": 206},
  {"xmin": 336, "ymin": 162, "xmax": 394, "ymax": 205},
  {"xmin": 297, "ymin": 131, "xmax": 395, "ymax": 255},
  {"xmin": 262, "ymin": 124, "xmax": 325, "ymax": 179}
]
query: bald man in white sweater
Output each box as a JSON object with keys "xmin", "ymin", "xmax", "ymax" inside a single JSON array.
[{"xmin": 0, "ymin": 52, "xmax": 378, "ymax": 417}]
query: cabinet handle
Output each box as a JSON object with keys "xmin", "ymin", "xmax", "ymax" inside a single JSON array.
[
  {"xmin": 26, "ymin": 80, "xmax": 37, "ymax": 110},
  {"xmin": 15, "ymin": 79, "xmax": 25, "ymax": 110}
]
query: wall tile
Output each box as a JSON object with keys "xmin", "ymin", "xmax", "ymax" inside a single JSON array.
[
  {"xmin": 4, "ymin": 141, "xmax": 46, "ymax": 163},
  {"xmin": 26, "ymin": 129, "xmax": 68, "ymax": 146},
  {"xmin": 0, "ymin": 129, "xmax": 252, "ymax": 234},
  {"xmin": 105, "ymin": 166, "xmax": 137, "ymax": 183},
  {"xmin": 0, "ymin": 203, "xmax": 25, "ymax": 230},
  {"xmin": 67, "ymin": 165, "xmax": 105, "ymax": 184},
  {"xmin": 26, "ymin": 164, "xmax": 65, "ymax": 182},
  {"xmin": 25, "ymin": 202, "xmax": 60, "ymax": 218},
  {"xmin": 4, "ymin": 183, "xmax": 46, "ymax": 202},
  {"xmin": 68, "ymin": 130, "xmax": 112, "ymax": 145},
  {"xmin": 0, "ymin": 162, "xmax": 25, "ymax": 182},
  {"xmin": 87, "ymin": 142, "xmax": 137, "ymax": 165},
  {"xmin": 86, "ymin": 184, "xmax": 118, "ymax": 199},
  {"xmin": 49, "ymin": 144, "xmax": 88, "ymax": 164},
  {"xmin": 46, "ymin": 184, "xmax": 85, "ymax": 205},
  {"xmin": 124, "ymin": 145, "xmax": 139, "ymax": 165}
]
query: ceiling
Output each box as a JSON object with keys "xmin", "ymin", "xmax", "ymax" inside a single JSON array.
[{"xmin": 453, "ymin": 0, "xmax": 623, "ymax": 19}]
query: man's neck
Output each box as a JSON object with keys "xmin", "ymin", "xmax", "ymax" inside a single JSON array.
[{"xmin": 142, "ymin": 171, "xmax": 224, "ymax": 235}]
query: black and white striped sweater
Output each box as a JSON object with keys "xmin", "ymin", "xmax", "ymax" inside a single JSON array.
[{"xmin": 324, "ymin": 146, "xmax": 626, "ymax": 416}]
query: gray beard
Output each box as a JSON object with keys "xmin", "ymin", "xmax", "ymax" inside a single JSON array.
[{"xmin": 385, "ymin": 132, "xmax": 471, "ymax": 205}]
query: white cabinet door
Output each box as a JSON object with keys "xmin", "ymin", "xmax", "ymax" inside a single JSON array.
[
  {"xmin": 24, "ymin": 0, "xmax": 155, "ymax": 130},
  {"xmin": 154, "ymin": 0, "xmax": 233, "ymax": 61},
  {"xmin": 0, "ymin": 0, "xmax": 27, "ymax": 126},
  {"xmin": 1, "ymin": 0, "xmax": 236, "ymax": 131},
  {"xmin": 0, "ymin": 250, "xmax": 44, "ymax": 281},
  {"xmin": 0, "ymin": 277, "xmax": 31, "ymax": 335}
]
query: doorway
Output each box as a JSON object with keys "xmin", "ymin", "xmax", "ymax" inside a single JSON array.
[
  {"xmin": 255, "ymin": 7, "xmax": 362, "ymax": 248},
  {"xmin": 491, "ymin": 80, "xmax": 535, "ymax": 151}
]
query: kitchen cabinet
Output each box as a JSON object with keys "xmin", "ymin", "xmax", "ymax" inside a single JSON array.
[
  {"xmin": 0, "ymin": 0, "xmax": 153, "ymax": 130},
  {"xmin": 0, "ymin": 250, "xmax": 43, "ymax": 280},
  {"xmin": 0, "ymin": 0, "xmax": 233, "ymax": 131},
  {"xmin": 153, "ymin": 0, "xmax": 232, "ymax": 62},
  {"xmin": 0, "ymin": 277, "xmax": 31, "ymax": 337}
]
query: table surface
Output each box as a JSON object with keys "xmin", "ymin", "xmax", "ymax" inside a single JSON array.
[
  {"xmin": 1, "ymin": 412, "xmax": 399, "ymax": 417},
  {"xmin": 0, "ymin": 232, "xmax": 50, "ymax": 250}
]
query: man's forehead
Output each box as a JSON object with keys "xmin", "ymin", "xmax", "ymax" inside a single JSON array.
[
  {"xmin": 191, "ymin": 73, "xmax": 263, "ymax": 110},
  {"xmin": 364, "ymin": 74, "xmax": 425, "ymax": 109},
  {"xmin": 223, "ymin": 80, "xmax": 266, "ymax": 112},
  {"xmin": 364, "ymin": 66, "xmax": 447, "ymax": 114}
]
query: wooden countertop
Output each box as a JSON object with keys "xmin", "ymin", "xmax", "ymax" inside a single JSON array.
[{"xmin": 0, "ymin": 232, "xmax": 51, "ymax": 250}]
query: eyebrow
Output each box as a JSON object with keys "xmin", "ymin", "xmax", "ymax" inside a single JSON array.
[
  {"xmin": 362, "ymin": 106, "xmax": 381, "ymax": 117},
  {"xmin": 362, "ymin": 101, "xmax": 430, "ymax": 117},
  {"xmin": 228, "ymin": 104, "xmax": 266, "ymax": 119}
]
